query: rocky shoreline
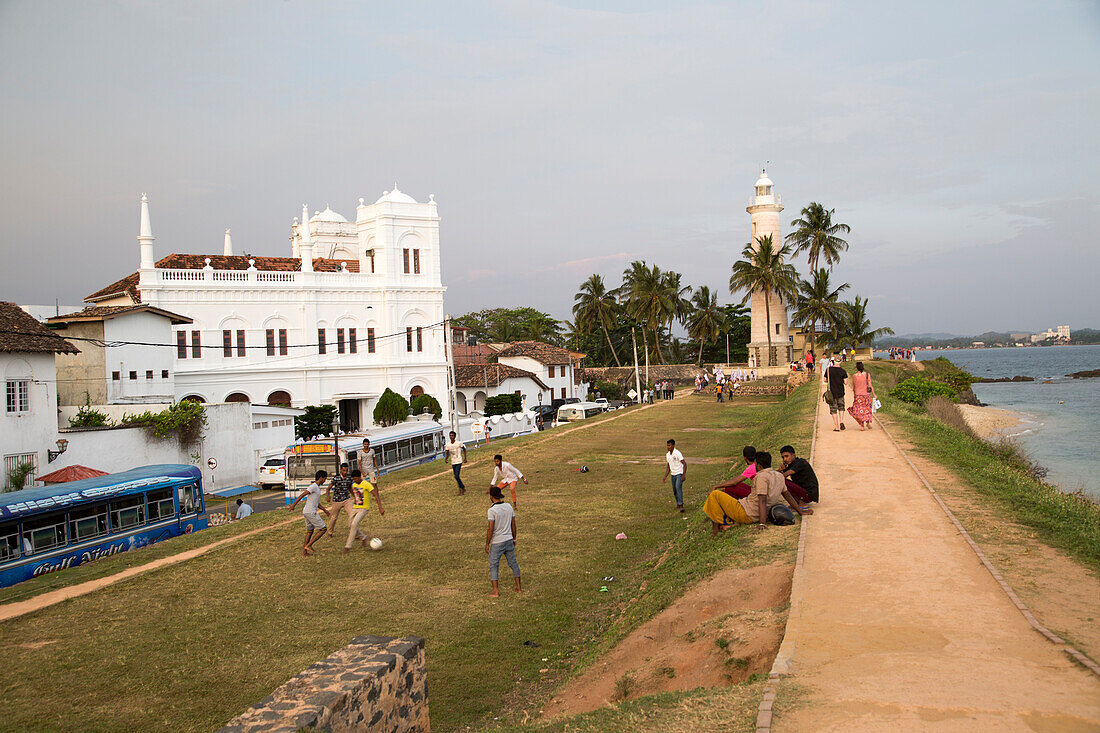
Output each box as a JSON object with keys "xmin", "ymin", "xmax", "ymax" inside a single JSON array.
[
  {"xmin": 977, "ymin": 375, "xmax": 1035, "ymax": 383},
  {"xmin": 1067, "ymin": 369, "xmax": 1100, "ymax": 379}
]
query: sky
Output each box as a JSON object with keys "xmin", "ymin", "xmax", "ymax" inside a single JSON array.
[{"xmin": 1, "ymin": 0, "xmax": 1097, "ymax": 336}]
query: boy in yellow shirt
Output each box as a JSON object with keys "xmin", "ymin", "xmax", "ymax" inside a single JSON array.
[{"xmin": 344, "ymin": 469, "xmax": 385, "ymax": 553}]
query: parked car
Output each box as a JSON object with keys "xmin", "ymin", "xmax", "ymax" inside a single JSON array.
[
  {"xmin": 529, "ymin": 404, "xmax": 557, "ymax": 429},
  {"xmin": 258, "ymin": 455, "xmax": 286, "ymax": 488},
  {"xmin": 593, "ymin": 398, "xmax": 610, "ymax": 411},
  {"xmin": 550, "ymin": 397, "xmax": 581, "ymax": 412}
]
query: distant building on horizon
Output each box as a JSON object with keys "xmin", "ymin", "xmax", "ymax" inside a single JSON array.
[{"xmin": 1030, "ymin": 325, "xmax": 1070, "ymax": 343}]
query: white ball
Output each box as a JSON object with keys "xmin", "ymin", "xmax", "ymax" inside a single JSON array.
[{"xmin": 369, "ymin": 537, "xmax": 383, "ymax": 551}]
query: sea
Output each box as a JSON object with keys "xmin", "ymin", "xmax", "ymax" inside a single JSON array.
[{"xmin": 913, "ymin": 345, "xmax": 1099, "ymax": 500}]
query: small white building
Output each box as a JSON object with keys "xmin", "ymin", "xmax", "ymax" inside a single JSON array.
[
  {"xmin": 0, "ymin": 302, "xmax": 78, "ymax": 488},
  {"xmin": 494, "ymin": 341, "xmax": 588, "ymax": 404},
  {"xmin": 83, "ymin": 189, "xmax": 449, "ymax": 430},
  {"xmin": 454, "ymin": 363, "xmax": 550, "ymax": 414}
]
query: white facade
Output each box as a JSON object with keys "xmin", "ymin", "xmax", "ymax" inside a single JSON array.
[
  {"xmin": 496, "ymin": 355, "xmax": 583, "ymax": 404},
  {"xmin": 745, "ymin": 170, "xmax": 793, "ymax": 368},
  {"xmin": 88, "ymin": 188, "xmax": 449, "ymax": 430},
  {"xmin": 2, "ymin": 352, "xmax": 60, "ymax": 488},
  {"xmin": 456, "ymin": 374, "xmax": 546, "ymax": 414}
]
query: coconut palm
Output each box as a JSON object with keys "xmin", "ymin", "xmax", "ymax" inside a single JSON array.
[
  {"xmin": 728, "ymin": 234, "xmax": 800, "ymax": 367},
  {"xmin": 791, "ymin": 268, "xmax": 850, "ymax": 358},
  {"xmin": 661, "ymin": 270, "xmax": 692, "ymax": 358},
  {"xmin": 573, "ymin": 274, "xmax": 623, "ymax": 367},
  {"xmin": 620, "ymin": 260, "xmax": 675, "ymax": 363},
  {"xmin": 835, "ymin": 295, "xmax": 894, "ymax": 348},
  {"xmin": 785, "ymin": 202, "xmax": 851, "ymax": 271},
  {"xmin": 687, "ymin": 286, "xmax": 728, "ymax": 365}
]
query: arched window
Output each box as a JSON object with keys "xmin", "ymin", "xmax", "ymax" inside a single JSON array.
[
  {"xmin": 225, "ymin": 392, "xmax": 250, "ymax": 403},
  {"xmin": 181, "ymin": 395, "xmax": 205, "ymax": 404},
  {"xmin": 455, "ymin": 392, "xmax": 468, "ymax": 414},
  {"xmin": 410, "ymin": 385, "xmax": 425, "ymax": 399},
  {"xmin": 267, "ymin": 390, "xmax": 292, "ymax": 406}
]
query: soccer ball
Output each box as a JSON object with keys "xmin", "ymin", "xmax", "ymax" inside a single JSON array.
[
  {"xmin": 369, "ymin": 537, "xmax": 383, "ymax": 551},
  {"xmin": 580, "ymin": 465, "xmax": 589, "ymax": 473}
]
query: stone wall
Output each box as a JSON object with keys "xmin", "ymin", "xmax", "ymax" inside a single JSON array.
[{"xmin": 218, "ymin": 636, "xmax": 428, "ymax": 733}]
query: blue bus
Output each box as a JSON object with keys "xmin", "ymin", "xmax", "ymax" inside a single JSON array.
[{"xmin": 0, "ymin": 464, "xmax": 207, "ymax": 588}]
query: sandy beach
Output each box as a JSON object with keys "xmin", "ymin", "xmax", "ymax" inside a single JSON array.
[{"xmin": 957, "ymin": 403, "xmax": 1027, "ymax": 441}]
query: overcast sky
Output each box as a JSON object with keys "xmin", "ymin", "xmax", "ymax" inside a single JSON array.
[{"xmin": 1, "ymin": 0, "xmax": 1097, "ymax": 335}]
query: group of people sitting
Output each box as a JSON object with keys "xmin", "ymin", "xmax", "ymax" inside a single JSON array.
[{"xmin": 702, "ymin": 444, "xmax": 818, "ymax": 535}]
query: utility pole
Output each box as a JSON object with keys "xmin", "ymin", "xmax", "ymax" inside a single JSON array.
[
  {"xmin": 631, "ymin": 327, "xmax": 642, "ymax": 404},
  {"xmin": 644, "ymin": 333, "xmax": 649, "ymax": 391},
  {"xmin": 444, "ymin": 316, "xmax": 459, "ymax": 434},
  {"xmin": 726, "ymin": 332, "xmax": 730, "ymax": 369}
]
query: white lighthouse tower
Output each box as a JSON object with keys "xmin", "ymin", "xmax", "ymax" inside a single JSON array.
[{"xmin": 746, "ymin": 169, "xmax": 793, "ymax": 369}]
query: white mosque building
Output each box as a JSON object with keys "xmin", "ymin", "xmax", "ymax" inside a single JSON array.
[
  {"xmin": 746, "ymin": 170, "xmax": 794, "ymax": 370},
  {"xmin": 82, "ymin": 187, "xmax": 448, "ymax": 430}
]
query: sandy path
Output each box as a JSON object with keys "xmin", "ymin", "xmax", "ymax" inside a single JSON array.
[{"xmin": 774, "ymin": 406, "xmax": 1100, "ymax": 730}]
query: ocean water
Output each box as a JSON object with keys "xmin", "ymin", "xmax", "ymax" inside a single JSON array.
[{"xmin": 915, "ymin": 346, "xmax": 1100, "ymax": 499}]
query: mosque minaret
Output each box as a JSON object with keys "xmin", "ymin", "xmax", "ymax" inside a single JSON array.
[{"xmin": 746, "ymin": 169, "xmax": 793, "ymax": 368}]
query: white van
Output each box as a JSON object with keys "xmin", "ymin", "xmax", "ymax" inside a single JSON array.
[{"xmin": 556, "ymin": 401, "xmax": 605, "ymax": 423}]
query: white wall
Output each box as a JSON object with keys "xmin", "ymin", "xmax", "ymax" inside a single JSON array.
[
  {"xmin": 1, "ymin": 352, "xmax": 59, "ymax": 488},
  {"xmin": 104, "ymin": 312, "xmax": 177, "ymax": 402},
  {"xmin": 51, "ymin": 402, "xmax": 254, "ymax": 491}
]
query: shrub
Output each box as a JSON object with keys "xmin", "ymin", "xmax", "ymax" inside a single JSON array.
[
  {"xmin": 69, "ymin": 404, "xmax": 112, "ymax": 428},
  {"xmin": 294, "ymin": 404, "xmax": 339, "ymax": 440},
  {"xmin": 4, "ymin": 461, "xmax": 36, "ymax": 492},
  {"xmin": 592, "ymin": 380, "xmax": 625, "ymax": 401},
  {"xmin": 924, "ymin": 395, "xmax": 976, "ymax": 439},
  {"xmin": 410, "ymin": 393, "xmax": 443, "ymax": 420},
  {"xmin": 484, "ymin": 393, "xmax": 521, "ymax": 416},
  {"xmin": 120, "ymin": 401, "xmax": 206, "ymax": 443},
  {"xmin": 373, "ymin": 388, "xmax": 409, "ymax": 427},
  {"xmin": 888, "ymin": 376, "xmax": 957, "ymax": 404}
]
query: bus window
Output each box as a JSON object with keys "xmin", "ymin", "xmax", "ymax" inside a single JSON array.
[
  {"xmin": 0, "ymin": 521, "xmax": 20, "ymax": 561},
  {"xmin": 398, "ymin": 439, "xmax": 412, "ymax": 461},
  {"xmin": 383, "ymin": 443, "xmax": 398, "ymax": 465},
  {"xmin": 69, "ymin": 503, "xmax": 109, "ymax": 542},
  {"xmin": 287, "ymin": 455, "xmax": 335, "ymax": 481},
  {"xmin": 585, "ymin": 408, "xmax": 601, "ymax": 419},
  {"xmin": 178, "ymin": 484, "xmax": 199, "ymax": 515},
  {"xmin": 110, "ymin": 496, "xmax": 146, "ymax": 531},
  {"xmin": 412, "ymin": 437, "xmax": 425, "ymax": 457},
  {"xmin": 146, "ymin": 487, "xmax": 176, "ymax": 521},
  {"xmin": 22, "ymin": 512, "xmax": 68, "ymax": 554}
]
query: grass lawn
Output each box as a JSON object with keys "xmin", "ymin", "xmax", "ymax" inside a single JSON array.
[{"xmin": 0, "ymin": 387, "xmax": 814, "ymax": 732}]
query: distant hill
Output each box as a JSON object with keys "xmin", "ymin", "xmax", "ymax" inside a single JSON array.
[
  {"xmin": 887, "ymin": 332, "xmax": 960, "ymax": 341},
  {"xmin": 878, "ymin": 328, "xmax": 1099, "ymax": 348}
]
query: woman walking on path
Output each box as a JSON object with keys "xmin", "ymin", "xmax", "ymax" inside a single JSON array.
[{"xmin": 847, "ymin": 361, "xmax": 877, "ymax": 430}]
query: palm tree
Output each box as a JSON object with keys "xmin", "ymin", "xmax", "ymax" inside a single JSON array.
[
  {"xmin": 791, "ymin": 268, "xmax": 850, "ymax": 358},
  {"xmin": 687, "ymin": 286, "xmax": 728, "ymax": 365},
  {"xmin": 836, "ymin": 295, "xmax": 894, "ymax": 348},
  {"xmin": 661, "ymin": 270, "xmax": 692, "ymax": 359},
  {"xmin": 785, "ymin": 202, "xmax": 851, "ymax": 271},
  {"xmin": 620, "ymin": 260, "xmax": 675, "ymax": 363},
  {"xmin": 728, "ymin": 234, "xmax": 800, "ymax": 367},
  {"xmin": 573, "ymin": 274, "xmax": 623, "ymax": 366}
]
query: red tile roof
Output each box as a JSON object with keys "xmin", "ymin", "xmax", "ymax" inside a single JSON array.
[
  {"xmin": 454, "ymin": 364, "xmax": 550, "ymax": 390},
  {"xmin": 49, "ymin": 304, "xmax": 192, "ymax": 325},
  {"xmin": 86, "ymin": 254, "xmax": 363, "ymax": 302},
  {"xmin": 37, "ymin": 465, "xmax": 109, "ymax": 484},
  {"xmin": 495, "ymin": 340, "xmax": 584, "ymax": 365},
  {"xmin": 0, "ymin": 302, "xmax": 79, "ymax": 354}
]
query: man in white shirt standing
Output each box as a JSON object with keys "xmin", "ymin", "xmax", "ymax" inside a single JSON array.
[
  {"xmin": 489, "ymin": 454, "xmax": 528, "ymax": 509},
  {"xmin": 485, "ymin": 485, "xmax": 521, "ymax": 597},
  {"xmin": 444, "ymin": 430, "xmax": 467, "ymax": 495},
  {"xmin": 662, "ymin": 438, "xmax": 687, "ymax": 513},
  {"xmin": 234, "ymin": 498, "xmax": 253, "ymax": 520}
]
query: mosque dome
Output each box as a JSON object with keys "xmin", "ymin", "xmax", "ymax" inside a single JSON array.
[
  {"xmin": 374, "ymin": 185, "xmax": 417, "ymax": 204},
  {"xmin": 310, "ymin": 205, "xmax": 348, "ymax": 223}
]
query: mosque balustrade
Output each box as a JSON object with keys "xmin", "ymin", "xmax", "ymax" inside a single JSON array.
[{"xmin": 153, "ymin": 267, "xmax": 377, "ymax": 288}]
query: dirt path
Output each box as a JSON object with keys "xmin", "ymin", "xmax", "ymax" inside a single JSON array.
[
  {"xmin": 774, "ymin": 404, "xmax": 1100, "ymax": 730},
  {"xmin": 0, "ymin": 395, "xmax": 686, "ymax": 623}
]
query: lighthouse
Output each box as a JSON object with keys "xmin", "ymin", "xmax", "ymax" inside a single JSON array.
[{"xmin": 746, "ymin": 170, "xmax": 793, "ymax": 369}]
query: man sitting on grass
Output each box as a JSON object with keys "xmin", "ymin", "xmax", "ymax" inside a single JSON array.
[
  {"xmin": 702, "ymin": 451, "xmax": 812, "ymax": 535},
  {"xmin": 713, "ymin": 445, "xmax": 757, "ymax": 499},
  {"xmin": 779, "ymin": 445, "xmax": 819, "ymax": 506}
]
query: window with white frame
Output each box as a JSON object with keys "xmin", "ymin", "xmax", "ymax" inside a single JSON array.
[
  {"xmin": 5, "ymin": 379, "xmax": 29, "ymax": 413},
  {"xmin": 3, "ymin": 453, "xmax": 37, "ymax": 488}
]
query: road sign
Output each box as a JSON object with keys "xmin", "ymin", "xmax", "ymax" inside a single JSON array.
[
  {"xmin": 628, "ymin": 389, "xmax": 638, "ymax": 400},
  {"xmin": 207, "ymin": 458, "xmax": 218, "ymax": 470},
  {"xmin": 471, "ymin": 423, "xmax": 484, "ymax": 435}
]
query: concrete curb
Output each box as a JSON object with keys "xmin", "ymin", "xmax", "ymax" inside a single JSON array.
[
  {"xmin": 755, "ymin": 385, "xmax": 820, "ymax": 732},
  {"xmin": 876, "ymin": 416, "xmax": 1100, "ymax": 680}
]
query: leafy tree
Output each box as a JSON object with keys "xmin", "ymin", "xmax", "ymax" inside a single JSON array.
[
  {"xmin": 791, "ymin": 268, "xmax": 850, "ymax": 357},
  {"xmin": 592, "ymin": 380, "xmax": 625, "ymax": 400},
  {"xmin": 373, "ymin": 388, "xmax": 410, "ymax": 427},
  {"xmin": 687, "ymin": 286, "xmax": 728, "ymax": 365},
  {"xmin": 573, "ymin": 274, "xmax": 623, "ymax": 366},
  {"xmin": 785, "ymin": 202, "xmax": 851, "ymax": 271},
  {"xmin": 453, "ymin": 307, "xmax": 564, "ymax": 345},
  {"xmin": 728, "ymin": 234, "xmax": 800, "ymax": 366},
  {"xmin": 294, "ymin": 404, "xmax": 339, "ymax": 440},
  {"xmin": 411, "ymin": 393, "xmax": 442, "ymax": 420}
]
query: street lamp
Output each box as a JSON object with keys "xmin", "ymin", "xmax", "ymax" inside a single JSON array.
[{"xmin": 332, "ymin": 415, "xmax": 341, "ymax": 479}]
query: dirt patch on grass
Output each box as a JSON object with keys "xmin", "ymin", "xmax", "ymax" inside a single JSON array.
[{"xmin": 543, "ymin": 562, "xmax": 792, "ymax": 718}]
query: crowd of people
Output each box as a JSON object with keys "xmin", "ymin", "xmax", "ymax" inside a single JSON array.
[{"xmin": 886, "ymin": 347, "xmax": 916, "ymax": 361}]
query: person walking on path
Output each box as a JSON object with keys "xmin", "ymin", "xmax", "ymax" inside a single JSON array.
[
  {"xmin": 702, "ymin": 451, "xmax": 811, "ymax": 535},
  {"xmin": 662, "ymin": 438, "xmax": 687, "ymax": 513},
  {"xmin": 779, "ymin": 444, "xmax": 819, "ymax": 505},
  {"xmin": 847, "ymin": 361, "xmax": 878, "ymax": 430},
  {"xmin": 326, "ymin": 463, "xmax": 355, "ymax": 538},
  {"xmin": 444, "ymin": 430, "xmax": 467, "ymax": 495},
  {"xmin": 485, "ymin": 485, "xmax": 521, "ymax": 597},
  {"xmin": 358, "ymin": 438, "xmax": 380, "ymax": 493},
  {"xmin": 345, "ymin": 469, "xmax": 384, "ymax": 552},
  {"xmin": 716, "ymin": 381, "xmax": 724, "ymax": 403},
  {"xmin": 288, "ymin": 470, "xmax": 331, "ymax": 556},
  {"xmin": 824, "ymin": 358, "xmax": 849, "ymax": 431},
  {"xmin": 489, "ymin": 454, "xmax": 528, "ymax": 509}
]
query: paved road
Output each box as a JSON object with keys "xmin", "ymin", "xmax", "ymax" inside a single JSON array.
[{"xmin": 775, "ymin": 402, "xmax": 1100, "ymax": 730}]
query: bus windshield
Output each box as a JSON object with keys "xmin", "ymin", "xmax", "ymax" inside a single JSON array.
[{"xmin": 287, "ymin": 453, "xmax": 340, "ymax": 480}]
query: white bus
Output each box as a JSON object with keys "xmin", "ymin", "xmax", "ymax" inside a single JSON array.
[
  {"xmin": 555, "ymin": 401, "xmax": 605, "ymax": 423},
  {"xmin": 283, "ymin": 422, "xmax": 446, "ymax": 504}
]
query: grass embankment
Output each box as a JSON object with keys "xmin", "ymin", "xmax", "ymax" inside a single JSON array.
[
  {"xmin": 868, "ymin": 360, "xmax": 1100, "ymax": 572},
  {"xmin": 0, "ymin": 388, "xmax": 814, "ymax": 733}
]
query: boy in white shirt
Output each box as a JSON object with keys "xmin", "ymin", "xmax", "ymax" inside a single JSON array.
[
  {"xmin": 662, "ymin": 438, "xmax": 687, "ymax": 513},
  {"xmin": 444, "ymin": 430, "xmax": 467, "ymax": 495},
  {"xmin": 288, "ymin": 470, "xmax": 331, "ymax": 556},
  {"xmin": 485, "ymin": 485, "xmax": 521, "ymax": 597},
  {"xmin": 489, "ymin": 454, "xmax": 528, "ymax": 509}
]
